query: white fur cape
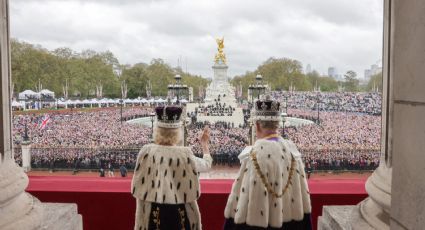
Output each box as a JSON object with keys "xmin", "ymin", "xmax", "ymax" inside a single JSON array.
[
  {"xmin": 224, "ymin": 137, "xmax": 312, "ymax": 228},
  {"xmin": 131, "ymin": 144, "xmax": 212, "ymax": 230}
]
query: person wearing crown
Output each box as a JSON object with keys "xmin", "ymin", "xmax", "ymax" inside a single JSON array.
[
  {"xmin": 131, "ymin": 105, "xmax": 212, "ymax": 230},
  {"xmin": 223, "ymin": 96, "xmax": 312, "ymax": 230}
]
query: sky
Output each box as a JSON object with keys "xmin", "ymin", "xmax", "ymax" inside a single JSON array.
[{"xmin": 10, "ymin": 0, "xmax": 383, "ymax": 79}]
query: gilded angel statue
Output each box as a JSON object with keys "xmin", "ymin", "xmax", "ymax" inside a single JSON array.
[
  {"xmin": 215, "ymin": 37, "xmax": 227, "ymax": 64},
  {"xmin": 216, "ymin": 37, "xmax": 224, "ymax": 52}
]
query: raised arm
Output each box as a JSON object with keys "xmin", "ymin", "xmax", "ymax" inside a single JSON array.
[
  {"xmin": 191, "ymin": 153, "xmax": 212, "ymax": 172},
  {"xmin": 191, "ymin": 125, "xmax": 212, "ymax": 172}
]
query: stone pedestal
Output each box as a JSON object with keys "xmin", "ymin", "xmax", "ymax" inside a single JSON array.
[
  {"xmin": 359, "ymin": 165, "xmax": 391, "ymax": 229},
  {"xmin": 0, "ymin": 160, "xmax": 83, "ymax": 230},
  {"xmin": 205, "ymin": 62, "xmax": 236, "ymax": 104},
  {"xmin": 0, "ymin": 160, "xmax": 43, "ymax": 230},
  {"xmin": 21, "ymin": 143, "xmax": 31, "ymax": 172},
  {"xmin": 318, "ymin": 165, "xmax": 391, "ymax": 230},
  {"xmin": 212, "ymin": 62, "xmax": 228, "ymax": 83},
  {"xmin": 41, "ymin": 203, "xmax": 82, "ymax": 230},
  {"xmin": 318, "ymin": 206, "xmax": 373, "ymax": 230}
]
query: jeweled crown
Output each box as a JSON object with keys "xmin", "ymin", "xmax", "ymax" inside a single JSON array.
[
  {"xmin": 251, "ymin": 96, "xmax": 281, "ymax": 121},
  {"xmin": 155, "ymin": 106, "xmax": 183, "ymax": 128}
]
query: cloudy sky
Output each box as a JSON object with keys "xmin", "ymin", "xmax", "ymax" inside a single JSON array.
[{"xmin": 10, "ymin": 0, "xmax": 383, "ymax": 79}]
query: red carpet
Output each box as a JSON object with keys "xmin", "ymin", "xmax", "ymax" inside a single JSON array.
[{"xmin": 27, "ymin": 176, "xmax": 367, "ymax": 230}]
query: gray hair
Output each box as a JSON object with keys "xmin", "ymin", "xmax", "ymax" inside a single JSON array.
[
  {"xmin": 153, "ymin": 127, "xmax": 182, "ymax": 145},
  {"xmin": 256, "ymin": 120, "xmax": 280, "ymax": 130}
]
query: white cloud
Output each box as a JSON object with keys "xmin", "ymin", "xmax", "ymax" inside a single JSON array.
[{"xmin": 10, "ymin": 0, "xmax": 383, "ymax": 78}]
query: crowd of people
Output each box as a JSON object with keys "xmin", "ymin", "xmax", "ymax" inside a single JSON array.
[
  {"xmin": 271, "ymin": 91, "xmax": 382, "ymax": 115},
  {"xmin": 187, "ymin": 121, "xmax": 247, "ymax": 167},
  {"xmin": 12, "ymin": 91, "xmax": 383, "ymax": 172},
  {"xmin": 303, "ymin": 149, "xmax": 380, "ymax": 171},
  {"xmin": 284, "ymin": 108, "xmax": 381, "ymax": 170},
  {"xmin": 14, "ymin": 147, "xmax": 138, "ymax": 172},
  {"xmin": 286, "ymin": 109, "xmax": 381, "ymax": 150},
  {"xmin": 195, "ymin": 102, "xmax": 235, "ymax": 116},
  {"xmin": 13, "ymin": 107, "xmax": 153, "ymax": 148}
]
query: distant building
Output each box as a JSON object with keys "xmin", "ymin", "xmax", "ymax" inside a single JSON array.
[
  {"xmin": 364, "ymin": 63, "xmax": 382, "ymax": 80},
  {"xmin": 306, "ymin": 64, "xmax": 312, "ymax": 74},
  {"xmin": 328, "ymin": 67, "xmax": 338, "ymax": 79},
  {"xmin": 364, "ymin": 69, "xmax": 372, "ymax": 80}
]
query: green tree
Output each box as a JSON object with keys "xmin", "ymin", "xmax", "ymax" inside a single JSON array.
[
  {"xmin": 11, "ymin": 39, "xmax": 121, "ymax": 98},
  {"xmin": 366, "ymin": 72, "xmax": 383, "ymax": 92},
  {"xmin": 119, "ymin": 60, "xmax": 209, "ymax": 98},
  {"xmin": 344, "ymin": 70, "xmax": 360, "ymax": 92},
  {"xmin": 304, "ymin": 70, "xmax": 339, "ymax": 91},
  {"xmin": 121, "ymin": 63, "xmax": 149, "ymax": 98},
  {"xmin": 231, "ymin": 57, "xmax": 343, "ymax": 96},
  {"xmin": 257, "ymin": 57, "xmax": 307, "ymax": 91}
]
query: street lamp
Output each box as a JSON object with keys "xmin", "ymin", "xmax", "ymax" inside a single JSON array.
[
  {"xmin": 255, "ymin": 74, "xmax": 265, "ymax": 99},
  {"xmin": 183, "ymin": 117, "xmax": 190, "ymax": 147},
  {"xmin": 150, "ymin": 112, "xmax": 155, "ymax": 139},
  {"xmin": 281, "ymin": 112, "xmax": 287, "ymax": 138},
  {"xmin": 23, "ymin": 122, "xmax": 30, "ymax": 142},
  {"xmin": 337, "ymin": 99, "xmax": 340, "ymax": 112},
  {"xmin": 316, "ymin": 95, "xmax": 320, "ymax": 125},
  {"xmin": 285, "ymin": 95, "xmax": 288, "ymax": 113},
  {"xmin": 168, "ymin": 74, "xmax": 188, "ymax": 105},
  {"xmin": 247, "ymin": 74, "xmax": 267, "ymax": 105},
  {"xmin": 119, "ymin": 99, "xmax": 124, "ymax": 124},
  {"xmin": 175, "ymin": 74, "xmax": 181, "ymax": 103}
]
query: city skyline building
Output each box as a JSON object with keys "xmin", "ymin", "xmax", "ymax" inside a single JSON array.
[
  {"xmin": 364, "ymin": 63, "xmax": 382, "ymax": 80},
  {"xmin": 306, "ymin": 64, "xmax": 312, "ymax": 74},
  {"xmin": 328, "ymin": 66, "xmax": 339, "ymax": 80}
]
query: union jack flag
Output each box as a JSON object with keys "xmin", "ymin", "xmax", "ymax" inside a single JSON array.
[{"xmin": 39, "ymin": 115, "xmax": 50, "ymax": 130}]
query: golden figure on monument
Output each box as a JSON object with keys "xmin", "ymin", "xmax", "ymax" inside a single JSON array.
[{"xmin": 215, "ymin": 37, "xmax": 227, "ymax": 64}]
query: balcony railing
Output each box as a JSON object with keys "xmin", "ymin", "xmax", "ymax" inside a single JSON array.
[{"xmin": 14, "ymin": 147, "xmax": 380, "ymax": 171}]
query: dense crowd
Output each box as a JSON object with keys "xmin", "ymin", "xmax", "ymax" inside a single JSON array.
[
  {"xmin": 188, "ymin": 121, "xmax": 247, "ymax": 166},
  {"xmin": 286, "ymin": 109, "xmax": 381, "ymax": 150},
  {"xmin": 15, "ymin": 147, "xmax": 138, "ymax": 171},
  {"xmin": 12, "ymin": 91, "xmax": 383, "ymax": 172},
  {"xmin": 195, "ymin": 102, "xmax": 234, "ymax": 116},
  {"xmin": 303, "ymin": 149, "xmax": 380, "ymax": 171},
  {"xmin": 271, "ymin": 91, "xmax": 382, "ymax": 115},
  {"xmin": 284, "ymin": 108, "xmax": 381, "ymax": 170},
  {"xmin": 13, "ymin": 107, "xmax": 153, "ymax": 148}
]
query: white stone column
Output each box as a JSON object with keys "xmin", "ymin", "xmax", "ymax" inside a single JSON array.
[
  {"xmin": 319, "ymin": 0, "xmax": 425, "ymax": 229},
  {"xmin": 21, "ymin": 143, "xmax": 31, "ymax": 172},
  {"xmin": 388, "ymin": 0, "xmax": 425, "ymax": 228},
  {"xmin": 0, "ymin": 1, "xmax": 82, "ymax": 229},
  {"xmin": 354, "ymin": 0, "xmax": 393, "ymax": 227},
  {"xmin": 0, "ymin": 1, "xmax": 43, "ymax": 228}
]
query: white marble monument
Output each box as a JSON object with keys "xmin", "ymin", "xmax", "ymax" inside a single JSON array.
[
  {"xmin": 204, "ymin": 37, "xmax": 236, "ymax": 106},
  {"xmin": 186, "ymin": 38, "xmax": 244, "ymax": 126}
]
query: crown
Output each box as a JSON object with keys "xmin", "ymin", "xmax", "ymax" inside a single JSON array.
[
  {"xmin": 251, "ymin": 95, "xmax": 281, "ymax": 122},
  {"xmin": 155, "ymin": 106, "xmax": 183, "ymax": 128}
]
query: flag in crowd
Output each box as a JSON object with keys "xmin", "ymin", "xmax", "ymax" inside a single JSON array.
[{"xmin": 39, "ymin": 114, "xmax": 50, "ymax": 130}]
